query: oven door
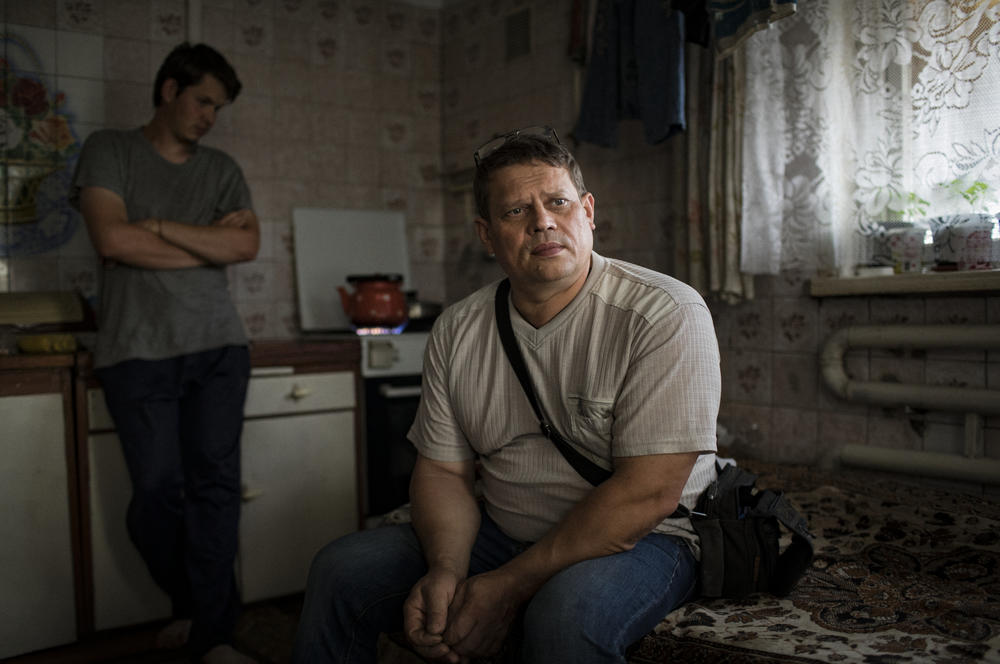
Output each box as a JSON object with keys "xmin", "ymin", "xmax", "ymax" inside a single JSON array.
[{"xmin": 363, "ymin": 374, "xmax": 422, "ymax": 521}]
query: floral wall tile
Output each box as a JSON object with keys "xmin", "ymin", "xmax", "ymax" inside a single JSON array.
[
  {"xmin": 236, "ymin": 0, "xmax": 274, "ymax": 16},
  {"xmin": 380, "ymin": 115, "xmax": 412, "ymax": 151},
  {"xmin": 149, "ymin": 0, "xmax": 185, "ymax": 43},
  {"xmin": 234, "ymin": 261, "xmax": 271, "ymax": 302},
  {"xmin": 383, "ymin": 3, "xmax": 412, "ymax": 39},
  {"xmin": 238, "ymin": 302, "xmax": 270, "ymax": 339},
  {"xmin": 727, "ymin": 298, "xmax": 773, "ymax": 351},
  {"xmin": 772, "ymin": 296, "xmax": 818, "ymax": 352},
  {"xmin": 315, "ymin": 0, "xmax": 340, "ymax": 23},
  {"xmin": 413, "ymin": 10, "xmax": 438, "ymax": 43},
  {"xmin": 233, "ymin": 14, "xmax": 273, "ymax": 57},
  {"xmin": 412, "ymin": 225, "xmax": 444, "ymax": 263},
  {"xmin": 868, "ymin": 296, "xmax": 925, "ymax": 325},
  {"xmin": 723, "ymin": 349, "xmax": 772, "ymax": 406},
  {"xmin": 58, "ymin": 257, "xmax": 99, "ymax": 301},
  {"xmin": 276, "ymin": 0, "xmax": 309, "ymax": 20},
  {"xmin": 57, "ymin": 0, "xmax": 104, "ymax": 33},
  {"xmin": 771, "ymin": 352, "xmax": 818, "ymax": 409},
  {"xmin": 924, "ymin": 294, "xmax": 986, "ymax": 325},
  {"xmin": 869, "ymin": 350, "xmax": 924, "ymax": 386},
  {"xmin": 818, "ymin": 297, "xmax": 869, "ymax": 334},
  {"xmin": 926, "ymin": 358, "xmax": 986, "ymax": 389}
]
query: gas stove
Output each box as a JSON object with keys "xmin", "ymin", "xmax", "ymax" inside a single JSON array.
[{"xmin": 292, "ymin": 207, "xmax": 431, "ymax": 378}]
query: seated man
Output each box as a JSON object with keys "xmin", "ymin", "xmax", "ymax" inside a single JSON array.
[{"xmin": 292, "ymin": 126, "xmax": 721, "ymax": 664}]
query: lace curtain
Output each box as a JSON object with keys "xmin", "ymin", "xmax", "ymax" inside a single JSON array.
[{"xmin": 740, "ymin": 0, "xmax": 1000, "ymax": 276}]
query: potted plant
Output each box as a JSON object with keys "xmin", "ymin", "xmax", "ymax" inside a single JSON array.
[{"xmin": 928, "ymin": 179, "xmax": 997, "ymax": 271}]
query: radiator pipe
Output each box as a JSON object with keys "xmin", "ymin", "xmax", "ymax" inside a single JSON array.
[
  {"xmin": 840, "ymin": 443, "xmax": 1000, "ymax": 485},
  {"xmin": 820, "ymin": 324, "xmax": 1000, "ymax": 484},
  {"xmin": 820, "ymin": 325, "xmax": 1000, "ymax": 414}
]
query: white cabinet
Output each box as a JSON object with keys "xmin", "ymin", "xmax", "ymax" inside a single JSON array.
[
  {"xmin": 239, "ymin": 370, "xmax": 358, "ymax": 602},
  {"xmin": 86, "ymin": 422, "xmax": 172, "ymax": 630},
  {"xmin": 85, "ymin": 364, "xmax": 359, "ymax": 629},
  {"xmin": 0, "ymin": 369, "xmax": 78, "ymax": 659}
]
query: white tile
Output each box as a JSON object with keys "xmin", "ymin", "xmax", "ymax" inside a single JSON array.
[
  {"xmin": 55, "ymin": 76, "xmax": 105, "ymax": 124},
  {"xmin": 4, "ymin": 25, "xmax": 57, "ymax": 74},
  {"xmin": 55, "ymin": 30, "xmax": 103, "ymax": 79}
]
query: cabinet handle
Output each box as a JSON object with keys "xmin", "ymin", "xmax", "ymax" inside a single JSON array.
[
  {"xmin": 289, "ymin": 385, "xmax": 312, "ymax": 400},
  {"xmin": 241, "ymin": 485, "xmax": 264, "ymax": 502}
]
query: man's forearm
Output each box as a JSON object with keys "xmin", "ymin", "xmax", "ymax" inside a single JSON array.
[
  {"xmin": 97, "ymin": 221, "xmax": 206, "ymax": 269},
  {"xmin": 409, "ymin": 456, "xmax": 480, "ymax": 576},
  {"xmin": 496, "ymin": 452, "xmax": 699, "ymax": 603},
  {"xmin": 155, "ymin": 215, "xmax": 259, "ymax": 265}
]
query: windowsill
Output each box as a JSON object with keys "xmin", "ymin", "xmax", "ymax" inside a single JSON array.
[{"xmin": 810, "ymin": 269, "xmax": 1000, "ymax": 297}]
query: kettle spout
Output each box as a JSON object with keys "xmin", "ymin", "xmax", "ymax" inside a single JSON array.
[{"xmin": 336, "ymin": 286, "xmax": 353, "ymax": 317}]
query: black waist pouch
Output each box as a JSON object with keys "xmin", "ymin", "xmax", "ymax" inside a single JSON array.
[{"xmin": 691, "ymin": 463, "xmax": 814, "ymax": 599}]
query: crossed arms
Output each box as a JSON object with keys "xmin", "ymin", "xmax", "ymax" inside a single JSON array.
[
  {"xmin": 404, "ymin": 449, "xmax": 700, "ymax": 663},
  {"xmin": 79, "ymin": 186, "xmax": 260, "ymax": 269}
]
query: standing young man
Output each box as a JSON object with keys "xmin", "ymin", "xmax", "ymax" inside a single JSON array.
[
  {"xmin": 292, "ymin": 128, "xmax": 721, "ymax": 663},
  {"xmin": 71, "ymin": 42, "xmax": 259, "ymax": 664}
]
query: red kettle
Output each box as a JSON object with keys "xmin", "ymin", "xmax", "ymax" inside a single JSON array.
[{"xmin": 337, "ymin": 274, "xmax": 408, "ymax": 328}]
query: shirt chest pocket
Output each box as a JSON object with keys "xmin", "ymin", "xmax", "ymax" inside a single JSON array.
[{"xmin": 566, "ymin": 395, "xmax": 614, "ymax": 443}]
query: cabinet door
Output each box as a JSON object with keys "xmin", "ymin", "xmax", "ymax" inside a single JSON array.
[
  {"xmin": 0, "ymin": 393, "xmax": 76, "ymax": 658},
  {"xmin": 239, "ymin": 410, "xmax": 357, "ymax": 603},
  {"xmin": 88, "ymin": 432, "xmax": 172, "ymax": 631}
]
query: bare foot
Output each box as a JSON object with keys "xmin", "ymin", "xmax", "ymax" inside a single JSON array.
[
  {"xmin": 154, "ymin": 619, "xmax": 191, "ymax": 649},
  {"xmin": 201, "ymin": 644, "xmax": 258, "ymax": 664}
]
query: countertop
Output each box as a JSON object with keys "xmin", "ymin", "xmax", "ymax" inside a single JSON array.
[{"xmin": 0, "ymin": 338, "xmax": 362, "ymax": 374}]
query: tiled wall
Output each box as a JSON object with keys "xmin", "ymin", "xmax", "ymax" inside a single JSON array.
[
  {"xmin": 4, "ymin": 0, "xmax": 997, "ymax": 477},
  {"xmin": 1, "ymin": 0, "xmax": 445, "ymax": 338},
  {"xmin": 713, "ymin": 273, "xmax": 1000, "ymax": 492}
]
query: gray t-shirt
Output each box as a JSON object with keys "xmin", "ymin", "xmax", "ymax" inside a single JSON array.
[
  {"xmin": 408, "ymin": 253, "xmax": 721, "ymax": 549},
  {"xmin": 70, "ymin": 128, "xmax": 252, "ymax": 368}
]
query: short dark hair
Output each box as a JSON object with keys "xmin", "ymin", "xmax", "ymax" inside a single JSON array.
[
  {"xmin": 473, "ymin": 134, "xmax": 587, "ymax": 221},
  {"xmin": 153, "ymin": 42, "xmax": 242, "ymax": 107}
]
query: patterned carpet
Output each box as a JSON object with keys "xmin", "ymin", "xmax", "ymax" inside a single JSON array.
[{"xmin": 629, "ymin": 461, "xmax": 1000, "ymax": 663}]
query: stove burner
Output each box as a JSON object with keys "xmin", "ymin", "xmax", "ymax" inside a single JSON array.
[{"xmin": 354, "ymin": 322, "xmax": 408, "ymax": 336}]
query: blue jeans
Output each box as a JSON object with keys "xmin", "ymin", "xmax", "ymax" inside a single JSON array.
[{"xmin": 292, "ymin": 508, "xmax": 698, "ymax": 663}]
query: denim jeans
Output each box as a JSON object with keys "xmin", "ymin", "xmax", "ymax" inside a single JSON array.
[
  {"xmin": 292, "ymin": 508, "xmax": 698, "ymax": 663},
  {"xmin": 96, "ymin": 345, "xmax": 249, "ymax": 657}
]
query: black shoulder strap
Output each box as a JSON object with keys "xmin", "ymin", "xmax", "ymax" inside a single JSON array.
[
  {"xmin": 754, "ymin": 488, "xmax": 815, "ymax": 596},
  {"xmin": 494, "ymin": 279, "xmax": 612, "ymax": 487}
]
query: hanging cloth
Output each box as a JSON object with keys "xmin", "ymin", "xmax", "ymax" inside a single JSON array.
[
  {"xmin": 573, "ymin": 0, "xmax": 686, "ymax": 148},
  {"xmin": 709, "ymin": 0, "xmax": 797, "ymax": 57}
]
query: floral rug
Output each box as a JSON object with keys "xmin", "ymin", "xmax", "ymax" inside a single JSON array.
[{"xmin": 630, "ymin": 461, "xmax": 1000, "ymax": 663}]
